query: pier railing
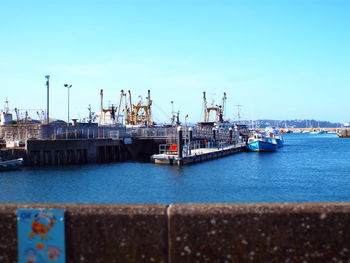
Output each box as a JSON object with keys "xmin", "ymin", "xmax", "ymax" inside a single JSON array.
[
  {"xmin": 158, "ymin": 138, "xmax": 245, "ymax": 157},
  {"xmin": 125, "ymin": 127, "xmax": 177, "ymax": 139},
  {"xmin": 0, "ymin": 124, "xmax": 242, "ymax": 142},
  {"xmin": 0, "ymin": 125, "xmax": 126, "ymax": 141}
]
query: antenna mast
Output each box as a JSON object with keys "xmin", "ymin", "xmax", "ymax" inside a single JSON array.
[{"xmin": 236, "ymin": 105, "xmax": 242, "ymax": 123}]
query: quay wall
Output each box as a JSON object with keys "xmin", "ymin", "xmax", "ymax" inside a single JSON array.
[
  {"xmin": 25, "ymin": 138, "xmax": 163, "ymax": 166},
  {"xmin": 26, "ymin": 139, "xmax": 127, "ymax": 166},
  {"xmin": 1, "ymin": 202, "xmax": 350, "ymax": 262}
]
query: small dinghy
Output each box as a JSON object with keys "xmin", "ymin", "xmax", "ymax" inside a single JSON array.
[{"xmin": 0, "ymin": 158, "xmax": 23, "ymax": 171}]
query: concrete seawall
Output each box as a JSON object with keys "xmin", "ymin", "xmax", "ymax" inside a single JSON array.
[
  {"xmin": 1, "ymin": 202, "xmax": 350, "ymax": 262},
  {"xmin": 24, "ymin": 138, "xmax": 163, "ymax": 166}
]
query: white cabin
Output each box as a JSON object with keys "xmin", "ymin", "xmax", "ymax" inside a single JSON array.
[{"xmin": 0, "ymin": 112, "xmax": 13, "ymax": 125}]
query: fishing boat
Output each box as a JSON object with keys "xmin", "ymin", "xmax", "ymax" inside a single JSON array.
[
  {"xmin": 310, "ymin": 129, "xmax": 327, "ymax": 134},
  {"xmin": 337, "ymin": 129, "xmax": 350, "ymax": 138},
  {"xmin": 265, "ymin": 127, "xmax": 284, "ymax": 147},
  {"xmin": 246, "ymin": 132, "xmax": 278, "ymax": 152},
  {"xmin": 0, "ymin": 158, "xmax": 23, "ymax": 171}
]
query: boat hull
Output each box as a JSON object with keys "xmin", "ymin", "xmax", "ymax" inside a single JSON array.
[
  {"xmin": 337, "ymin": 130, "xmax": 350, "ymax": 138},
  {"xmin": 337, "ymin": 134, "xmax": 350, "ymax": 138},
  {"xmin": 276, "ymin": 138, "xmax": 284, "ymax": 147},
  {"xmin": 247, "ymin": 141, "xmax": 278, "ymax": 152},
  {"xmin": 0, "ymin": 158, "xmax": 23, "ymax": 171}
]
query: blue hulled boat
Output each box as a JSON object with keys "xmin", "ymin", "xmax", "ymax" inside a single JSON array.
[
  {"xmin": 0, "ymin": 158, "xmax": 23, "ymax": 171},
  {"xmin": 265, "ymin": 127, "xmax": 284, "ymax": 147},
  {"xmin": 247, "ymin": 133, "xmax": 278, "ymax": 152}
]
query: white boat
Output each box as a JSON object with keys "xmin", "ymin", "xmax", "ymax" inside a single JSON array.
[{"xmin": 0, "ymin": 158, "xmax": 23, "ymax": 171}]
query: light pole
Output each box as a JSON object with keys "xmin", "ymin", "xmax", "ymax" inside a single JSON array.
[
  {"xmin": 45, "ymin": 75, "xmax": 50, "ymax": 124},
  {"xmin": 171, "ymin": 101, "xmax": 174, "ymax": 125},
  {"xmin": 64, "ymin": 84, "xmax": 72, "ymax": 126},
  {"xmin": 171, "ymin": 101, "xmax": 174, "ymax": 115}
]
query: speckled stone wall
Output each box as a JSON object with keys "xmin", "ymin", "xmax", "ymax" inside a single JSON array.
[
  {"xmin": 1, "ymin": 202, "xmax": 350, "ymax": 263},
  {"xmin": 168, "ymin": 203, "xmax": 350, "ymax": 263},
  {"xmin": 0, "ymin": 203, "xmax": 168, "ymax": 263}
]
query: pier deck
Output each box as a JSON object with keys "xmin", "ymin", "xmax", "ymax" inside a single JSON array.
[{"xmin": 152, "ymin": 143, "xmax": 246, "ymax": 165}]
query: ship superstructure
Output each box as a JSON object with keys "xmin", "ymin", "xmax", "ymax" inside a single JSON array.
[{"xmin": 98, "ymin": 89, "xmax": 154, "ymax": 127}]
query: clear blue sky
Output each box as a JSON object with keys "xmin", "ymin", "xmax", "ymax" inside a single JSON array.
[{"xmin": 1, "ymin": 0, "xmax": 349, "ymax": 123}]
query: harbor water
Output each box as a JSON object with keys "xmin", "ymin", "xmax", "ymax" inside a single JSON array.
[{"xmin": 1, "ymin": 133, "xmax": 350, "ymax": 204}]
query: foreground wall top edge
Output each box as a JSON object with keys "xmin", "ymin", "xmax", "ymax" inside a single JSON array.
[
  {"xmin": 168, "ymin": 202, "xmax": 350, "ymax": 215},
  {"xmin": 0, "ymin": 202, "xmax": 168, "ymax": 215},
  {"xmin": 1, "ymin": 201, "xmax": 350, "ymax": 212}
]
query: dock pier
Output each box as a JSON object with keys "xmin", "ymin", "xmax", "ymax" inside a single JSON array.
[
  {"xmin": 152, "ymin": 143, "xmax": 246, "ymax": 165},
  {"xmin": 0, "ymin": 124, "xmax": 247, "ymax": 166},
  {"xmin": 152, "ymin": 126, "xmax": 246, "ymax": 165}
]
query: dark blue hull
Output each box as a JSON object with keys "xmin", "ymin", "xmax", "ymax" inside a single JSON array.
[{"xmin": 276, "ymin": 138, "xmax": 284, "ymax": 147}]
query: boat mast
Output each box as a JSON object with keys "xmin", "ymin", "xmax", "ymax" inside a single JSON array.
[
  {"xmin": 147, "ymin": 89, "xmax": 152, "ymax": 126},
  {"xmin": 124, "ymin": 91, "xmax": 129, "ymax": 125},
  {"xmin": 88, "ymin": 104, "xmax": 92, "ymax": 123},
  {"xmin": 236, "ymin": 104, "xmax": 242, "ymax": 124},
  {"xmin": 100, "ymin": 89, "xmax": 104, "ymax": 113},
  {"xmin": 99, "ymin": 89, "xmax": 105, "ymax": 125},
  {"xmin": 203, "ymin": 92, "xmax": 207, "ymax": 122},
  {"xmin": 128, "ymin": 90, "xmax": 134, "ymax": 125},
  {"xmin": 220, "ymin": 92, "xmax": 227, "ymax": 122},
  {"xmin": 4, "ymin": 98, "xmax": 9, "ymax": 114},
  {"xmin": 116, "ymin": 90, "xmax": 124, "ymax": 123}
]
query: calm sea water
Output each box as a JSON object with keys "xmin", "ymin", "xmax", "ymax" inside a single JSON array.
[{"xmin": 1, "ymin": 133, "xmax": 350, "ymax": 204}]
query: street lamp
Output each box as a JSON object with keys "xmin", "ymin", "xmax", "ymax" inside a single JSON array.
[
  {"xmin": 45, "ymin": 75, "xmax": 50, "ymax": 124},
  {"xmin": 171, "ymin": 101, "xmax": 174, "ymax": 115},
  {"xmin": 64, "ymin": 84, "xmax": 72, "ymax": 126},
  {"xmin": 171, "ymin": 101, "xmax": 174, "ymax": 125}
]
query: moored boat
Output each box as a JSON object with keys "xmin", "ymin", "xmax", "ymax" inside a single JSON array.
[
  {"xmin": 0, "ymin": 158, "xmax": 23, "ymax": 171},
  {"xmin": 247, "ymin": 132, "xmax": 278, "ymax": 152},
  {"xmin": 265, "ymin": 127, "xmax": 284, "ymax": 147},
  {"xmin": 310, "ymin": 129, "xmax": 327, "ymax": 134},
  {"xmin": 337, "ymin": 129, "xmax": 350, "ymax": 138}
]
